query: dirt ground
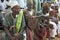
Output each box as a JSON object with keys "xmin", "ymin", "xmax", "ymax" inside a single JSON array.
[{"xmin": 55, "ymin": 37, "xmax": 60, "ymax": 40}]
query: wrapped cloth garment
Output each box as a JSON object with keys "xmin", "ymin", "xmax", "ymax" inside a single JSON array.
[
  {"xmin": 33, "ymin": 0, "xmax": 41, "ymax": 12},
  {"xmin": 49, "ymin": 21, "xmax": 57, "ymax": 38},
  {"xmin": 27, "ymin": 28, "xmax": 31, "ymax": 40},
  {"xmin": 27, "ymin": 17, "xmax": 38, "ymax": 40},
  {"xmin": 24, "ymin": 11, "xmax": 38, "ymax": 40},
  {"xmin": 0, "ymin": 12, "xmax": 8, "ymax": 40},
  {"xmin": 0, "ymin": 31, "xmax": 8, "ymax": 40},
  {"xmin": 3, "ymin": 10, "xmax": 26, "ymax": 40},
  {"xmin": 0, "ymin": 2, "xmax": 6, "ymax": 11},
  {"xmin": 46, "ymin": 28, "xmax": 50, "ymax": 38},
  {"xmin": 17, "ymin": 0, "xmax": 27, "ymax": 9},
  {"xmin": 34, "ymin": 26, "xmax": 47, "ymax": 40}
]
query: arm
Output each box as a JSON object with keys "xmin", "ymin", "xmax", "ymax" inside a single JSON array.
[
  {"xmin": 3, "ymin": 13, "xmax": 15, "ymax": 40},
  {"xmin": 4, "ymin": 27, "xmax": 12, "ymax": 38}
]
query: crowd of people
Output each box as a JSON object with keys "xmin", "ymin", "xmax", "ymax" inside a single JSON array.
[{"xmin": 0, "ymin": 0, "xmax": 60, "ymax": 40}]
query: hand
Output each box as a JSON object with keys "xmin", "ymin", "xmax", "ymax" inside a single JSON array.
[
  {"xmin": 13, "ymin": 33, "xmax": 20, "ymax": 40},
  {"xmin": 14, "ymin": 33, "xmax": 19, "ymax": 37},
  {"xmin": 32, "ymin": 16, "xmax": 36, "ymax": 18},
  {"xmin": 9, "ymin": 25, "xmax": 15, "ymax": 31}
]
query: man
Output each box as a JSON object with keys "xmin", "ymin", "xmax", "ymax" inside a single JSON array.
[{"xmin": 3, "ymin": 2, "xmax": 26, "ymax": 40}]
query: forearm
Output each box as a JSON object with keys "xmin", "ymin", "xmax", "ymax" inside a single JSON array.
[{"xmin": 4, "ymin": 27, "xmax": 12, "ymax": 39}]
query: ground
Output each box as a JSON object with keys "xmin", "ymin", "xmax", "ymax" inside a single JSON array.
[{"xmin": 55, "ymin": 37, "xmax": 60, "ymax": 40}]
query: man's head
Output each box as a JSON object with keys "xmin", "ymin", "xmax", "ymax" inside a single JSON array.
[
  {"xmin": 11, "ymin": 5, "xmax": 20, "ymax": 18},
  {"xmin": 6, "ymin": 1, "xmax": 19, "ymax": 18},
  {"xmin": 27, "ymin": 3, "xmax": 34, "ymax": 10},
  {"xmin": 11, "ymin": 5, "xmax": 20, "ymax": 13},
  {"xmin": 49, "ymin": 10, "xmax": 55, "ymax": 16},
  {"xmin": 42, "ymin": 3, "xmax": 49, "ymax": 14}
]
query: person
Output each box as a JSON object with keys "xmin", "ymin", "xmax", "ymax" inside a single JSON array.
[
  {"xmin": 49, "ymin": 18, "xmax": 58, "ymax": 40},
  {"xmin": 27, "ymin": 3, "xmax": 35, "ymax": 16},
  {"xmin": 0, "ymin": 10, "xmax": 6, "ymax": 40},
  {"xmin": 50, "ymin": 3, "xmax": 55, "ymax": 11},
  {"xmin": 0, "ymin": 0, "xmax": 6, "ymax": 11},
  {"xmin": 55, "ymin": 0, "xmax": 60, "ymax": 7},
  {"xmin": 24, "ymin": 3, "xmax": 36, "ymax": 40},
  {"xmin": 3, "ymin": 2, "xmax": 26, "ymax": 40},
  {"xmin": 57, "ymin": 16, "xmax": 60, "ymax": 37},
  {"xmin": 16, "ymin": 0, "xmax": 27, "ymax": 9},
  {"xmin": 49, "ymin": 11, "xmax": 55, "ymax": 18},
  {"xmin": 42, "ymin": 3, "xmax": 49, "ymax": 16}
]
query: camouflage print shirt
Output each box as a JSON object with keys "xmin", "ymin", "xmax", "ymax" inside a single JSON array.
[{"xmin": 3, "ymin": 12, "xmax": 26, "ymax": 35}]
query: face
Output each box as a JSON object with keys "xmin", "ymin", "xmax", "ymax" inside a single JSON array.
[
  {"xmin": 12, "ymin": 5, "xmax": 20, "ymax": 14},
  {"xmin": 11, "ymin": 5, "xmax": 20, "ymax": 18},
  {"xmin": 28, "ymin": 4, "xmax": 34, "ymax": 10}
]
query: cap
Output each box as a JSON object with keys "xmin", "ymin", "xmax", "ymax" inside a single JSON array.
[{"xmin": 10, "ymin": 1, "xmax": 19, "ymax": 8}]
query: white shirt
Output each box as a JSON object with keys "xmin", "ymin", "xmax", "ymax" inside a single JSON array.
[
  {"xmin": 58, "ymin": 21, "xmax": 60, "ymax": 29},
  {"xmin": 29, "ymin": 9, "xmax": 34, "ymax": 16},
  {"xmin": 49, "ymin": 21, "xmax": 57, "ymax": 37},
  {"xmin": 0, "ymin": 2, "xmax": 6, "ymax": 11},
  {"xmin": 17, "ymin": 0, "xmax": 27, "ymax": 8},
  {"xmin": 58, "ymin": 7, "xmax": 60, "ymax": 14},
  {"xmin": 4, "ymin": 0, "xmax": 19, "ymax": 8},
  {"xmin": 55, "ymin": 0, "xmax": 60, "ymax": 7},
  {"xmin": 4, "ymin": 0, "xmax": 11, "ymax": 6}
]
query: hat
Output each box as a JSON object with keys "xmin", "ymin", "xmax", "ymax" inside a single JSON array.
[
  {"xmin": 5, "ymin": 0, "xmax": 19, "ymax": 8},
  {"xmin": 11, "ymin": 1, "xmax": 19, "ymax": 8}
]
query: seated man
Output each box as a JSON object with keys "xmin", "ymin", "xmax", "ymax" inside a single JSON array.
[{"xmin": 3, "ymin": 2, "xmax": 26, "ymax": 40}]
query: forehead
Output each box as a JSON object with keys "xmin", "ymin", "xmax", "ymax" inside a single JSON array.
[{"xmin": 12, "ymin": 5, "xmax": 20, "ymax": 9}]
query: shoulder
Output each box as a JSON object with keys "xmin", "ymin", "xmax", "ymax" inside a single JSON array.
[
  {"xmin": 6, "ymin": 12, "xmax": 12, "ymax": 16},
  {"xmin": 5, "ymin": 13, "xmax": 12, "ymax": 18}
]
